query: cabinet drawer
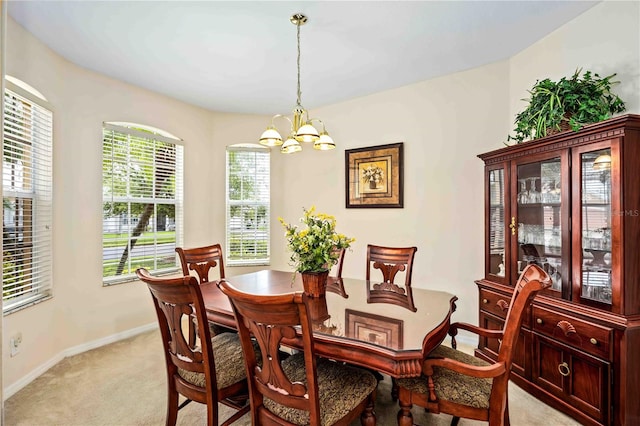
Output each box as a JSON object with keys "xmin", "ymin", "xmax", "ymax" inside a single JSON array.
[
  {"xmin": 532, "ymin": 306, "xmax": 612, "ymax": 360},
  {"xmin": 480, "ymin": 288, "xmax": 531, "ymax": 328}
]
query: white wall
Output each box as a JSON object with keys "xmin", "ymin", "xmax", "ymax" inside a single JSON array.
[
  {"xmin": 509, "ymin": 1, "xmax": 640, "ymax": 122},
  {"xmin": 2, "ymin": 18, "xmax": 267, "ymax": 395},
  {"xmin": 3, "ymin": 0, "xmax": 639, "ymax": 398}
]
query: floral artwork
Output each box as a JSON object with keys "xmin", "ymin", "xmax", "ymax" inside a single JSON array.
[
  {"xmin": 346, "ymin": 143, "xmax": 404, "ymax": 208},
  {"xmin": 361, "ymin": 163, "xmax": 385, "ymax": 190}
]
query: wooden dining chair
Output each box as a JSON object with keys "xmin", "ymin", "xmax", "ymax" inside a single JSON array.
[
  {"xmin": 366, "ymin": 244, "xmax": 418, "ymax": 312},
  {"xmin": 218, "ymin": 279, "xmax": 378, "ymax": 426},
  {"xmin": 176, "ymin": 243, "xmax": 229, "ymax": 345},
  {"xmin": 136, "ymin": 268, "xmax": 250, "ymax": 426},
  {"xmin": 326, "ymin": 247, "xmax": 349, "ymax": 297},
  {"xmin": 395, "ymin": 264, "xmax": 552, "ymax": 426}
]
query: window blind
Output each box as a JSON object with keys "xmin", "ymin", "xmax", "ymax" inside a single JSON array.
[
  {"xmin": 102, "ymin": 123, "xmax": 183, "ymax": 284},
  {"xmin": 2, "ymin": 85, "xmax": 53, "ymax": 313},
  {"xmin": 226, "ymin": 145, "xmax": 270, "ymax": 265}
]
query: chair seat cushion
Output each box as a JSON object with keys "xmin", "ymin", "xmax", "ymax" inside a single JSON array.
[
  {"xmin": 396, "ymin": 344, "xmax": 492, "ymax": 409},
  {"xmin": 177, "ymin": 332, "xmax": 247, "ymax": 389},
  {"xmin": 264, "ymin": 354, "xmax": 377, "ymax": 426}
]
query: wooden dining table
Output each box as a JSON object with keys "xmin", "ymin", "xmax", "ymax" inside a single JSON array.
[{"xmin": 200, "ymin": 269, "xmax": 457, "ymax": 379}]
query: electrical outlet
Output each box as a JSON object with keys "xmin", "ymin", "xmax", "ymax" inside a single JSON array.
[{"xmin": 10, "ymin": 332, "xmax": 22, "ymax": 357}]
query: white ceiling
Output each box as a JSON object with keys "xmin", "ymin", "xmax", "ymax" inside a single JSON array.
[{"xmin": 8, "ymin": 1, "xmax": 599, "ymax": 115}]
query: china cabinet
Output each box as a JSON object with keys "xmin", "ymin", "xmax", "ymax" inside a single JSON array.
[{"xmin": 477, "ymin": 115, "xmax": 640, "ymax": 426}]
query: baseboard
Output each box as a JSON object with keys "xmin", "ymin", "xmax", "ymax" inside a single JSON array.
[{"xmin": 3, "ymin": 322, "xmax": 157, "ymax": 400}]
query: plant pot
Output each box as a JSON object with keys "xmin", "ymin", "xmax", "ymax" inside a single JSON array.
[
  {"xmin": 307, "ymin": 296, "xmax": 330, "ymax": 322},
  {"xmin": 301, "ymin": 270, "xmax": 329, "ymax": 298}
]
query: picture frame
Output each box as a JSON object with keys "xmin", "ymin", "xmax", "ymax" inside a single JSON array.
[
  {"xmin": 345, "ymin": 309, "xmax": 404, "ymax": 349},
  {"xmin": 345, "ymin": 142, "xmax": 404, "ymax": 208}
]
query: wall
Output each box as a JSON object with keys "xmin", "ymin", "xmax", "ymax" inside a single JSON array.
[
  {"xmin": 1, "ymin": 18, "xmax": 267, "ymax": 395},
  {"xmin": 509, "ymin": 1, "xmax": 640, "ymax": 122},
  {"xmin": 3, "ymin": 0, "xmax": 640, "ymax": 398}
]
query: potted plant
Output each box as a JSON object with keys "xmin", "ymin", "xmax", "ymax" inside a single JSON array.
[
  {"xmin": 279, "ymin": 206, "xmax": 355, "ymax": 297},
  {"xmin": 508, "ymin": 68, "xmax": 626, "ymax": 144}
]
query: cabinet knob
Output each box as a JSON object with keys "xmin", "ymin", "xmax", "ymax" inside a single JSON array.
[
  {"xmin": 482, "ymin": 298, "xmax": 489, "ymax": 304},
  {"xmin": 536, "ymin": 318, "xmax": 543, "ymax": 324},
  {"xmin": 509, "ymin": 217, "xmax": 516, "ymax": 235},
  {"xmin": 558, "ymin": 362, "xmax": 571, "ymax": 377},
  {"xmin": 590, "ymin": 338, "xmax": 598, "ymax": 345}
]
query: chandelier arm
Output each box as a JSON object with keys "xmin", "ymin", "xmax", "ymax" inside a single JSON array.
[
  {"xmin": 271, "ymin": 114, "xmax": 294, "ymax": 131},
  {"xmin": 306, "ymin": 117, "xmax": 327, "ymax": 132}
]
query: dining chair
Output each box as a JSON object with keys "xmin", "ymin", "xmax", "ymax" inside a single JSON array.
[
  {"xmin": 395, "ymin": 264, "xmax": 552, "ymax": 426},
  {"xmin": 136, "ymin": 268, "xmax": 250, "ymax": 426},
  {"xmin": 218, "ymin": 279, "xmax": 378, "ymax": 426},
  {"xmin": 366, "ymin": 244, "xmax": 418, "ymax": 312},
  {"xmin": 326, "ymin": 247, "xmax": 349, "ymax": 297},
  {"xmin": 176, "ymin": 243, "xmax": 230, "ymax": 345}
]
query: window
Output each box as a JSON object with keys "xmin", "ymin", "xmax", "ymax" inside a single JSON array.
[
  {"xmin": 226, "ymin": 144, "xmax": 270, "ymax": 265},
  {"xmin": 2, "ymin": 79, "xmax": 53, "ymax": 314},
  {"xmin": 102, "ymin": 122, "xmax": 183, "ymax": 284}
]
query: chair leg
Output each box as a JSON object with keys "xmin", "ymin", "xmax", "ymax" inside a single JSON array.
[
  {"xmin": 450, "ymin": 416, "xmax": 461, "ymax": 426},
  {"xmin": 397, "ymin": 398, "xmax": 414, "ymax": 426},
  {"xmin": 166, "ymin": 387, "xmax": 179, "ymax": 426},
  {"xmin": 360, "ymin": 392, "xmax": 376, "ymax": 426},
  {"xmin": 391, "ymin": 377, "xmax": 398, "ymax": 401}
]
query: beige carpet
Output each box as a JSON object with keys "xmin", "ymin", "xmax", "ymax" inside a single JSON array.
[{"xmin": 4, "ymin": 329, "xmax": 580, "ymax": 425}]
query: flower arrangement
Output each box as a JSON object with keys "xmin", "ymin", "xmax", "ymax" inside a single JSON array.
[
  {"xmin": 362, "ymin": 164, "xmax": 384, "ymax": 184},
  {"xmin": 279, "ymin": 206, "xmax": 355, "ymax": 273}
]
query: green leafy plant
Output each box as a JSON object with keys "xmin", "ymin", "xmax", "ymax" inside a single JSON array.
[
  {"xmin": 279, "ymin": 206, "xmax": 355, "ymax": 273},
  {"xmin": 508, "ymin": 69, "xmax": 626, "ymax": 144}
]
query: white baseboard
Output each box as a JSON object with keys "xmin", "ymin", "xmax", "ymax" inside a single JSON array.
[{"xmin": 3, "ymin": 322, "xmax": 157, "ymax": 400}]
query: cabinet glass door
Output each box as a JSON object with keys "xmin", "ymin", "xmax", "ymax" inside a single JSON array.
[
  {"xmin": 579, "ymin": 148, "xmax": 612, "ymax": 305},
  {"xmin": 487, "ymin": 167, "xmax": 506, "ymax": 279},
  {"xmin": 515, "ymin": 156, "xmax": 565, "ymax": 294}
]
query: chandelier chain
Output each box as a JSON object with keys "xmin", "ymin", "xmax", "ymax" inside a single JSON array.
[{"xmin": 296, "ymin": 20, "xmax": 302, "ymax": 107}]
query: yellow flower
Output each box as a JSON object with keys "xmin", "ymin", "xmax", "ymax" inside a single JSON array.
[{"xmin": 280, "ymin": 206, "xmax": 354, "ymax": 273}]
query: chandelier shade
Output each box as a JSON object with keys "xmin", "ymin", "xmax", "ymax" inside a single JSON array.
[{"xmin": 258, "ymin": 13, "xmax": 335, "ymax": 154}]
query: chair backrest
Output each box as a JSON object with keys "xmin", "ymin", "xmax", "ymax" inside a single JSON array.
[
  {"xmin": 366, "ymin": 244, "xmax": 418, "ymax": 311},
  {"xmin": 326, "ymin": 247, "xmax": 348, "ymax": 297},
  {"xmin": 176, "ymin": 243, "xmax": 225, "ymax": 283},
  {"xmin": 217, "ymin": 280, "xmax": 323, "ymax": 425},
  {"xmin": 136, "ymin": 268, "xmax": 218, "ymax": 403},
  {"xmin": 491, "ymin": 264, "xmax": 551, "ymax": 410}
]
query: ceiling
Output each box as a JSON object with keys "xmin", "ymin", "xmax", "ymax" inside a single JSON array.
[{"xmin": 8, "ymin": 1, "xmax": 599, "ymax": 115}]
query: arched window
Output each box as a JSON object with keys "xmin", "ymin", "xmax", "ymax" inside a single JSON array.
[{"xmin": 102, "ymin": 122, "xmax": 183, "ymax": 284}]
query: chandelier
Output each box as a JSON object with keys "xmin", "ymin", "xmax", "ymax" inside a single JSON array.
[{"xmin": 259, "ymin": 13, "xmax": 335, "ymax": 154}]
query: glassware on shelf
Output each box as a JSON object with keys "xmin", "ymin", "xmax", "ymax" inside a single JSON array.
[
  {"xmin": 517, "ymin": 179, "xmax": 529, "ymax": 204},
  {"xmin": 527, "ymin": 177, "xmax": 541, "ymax": 203}
]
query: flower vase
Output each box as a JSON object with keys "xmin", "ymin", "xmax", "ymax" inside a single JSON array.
[
  {"xmin": 369, "ymin": 179, "xmax": 376, "ymax": 190},
  {"xmin": 301, "ymin": 270, "xmax": 329, "ymax": 298}
]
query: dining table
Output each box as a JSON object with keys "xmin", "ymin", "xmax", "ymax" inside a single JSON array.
[{"xmin": 200, "ymin": 269, "xmax": 457, "ymax": 379}]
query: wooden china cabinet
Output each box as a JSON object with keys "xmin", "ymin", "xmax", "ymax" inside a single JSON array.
[{"xmin": 476, "ymin": 114, "xmax": 640, "ymax": 426}]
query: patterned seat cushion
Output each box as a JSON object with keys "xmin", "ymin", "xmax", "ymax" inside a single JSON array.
[
  {"xmin": 177, "ymin": 332, "xmax": 249, "ymax": 389},
  {"xmin": 396, "ymin": 344, "xmax": 492, "ymax": 409},
  {"xmin": 263, "ymin": 354, "xmax": 378, "ymax": 426}
]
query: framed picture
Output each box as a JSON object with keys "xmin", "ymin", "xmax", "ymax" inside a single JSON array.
[
  {"xmin": 345, "ymin": 309, "xmax": 403, "ymax": 349},
  {"xmin": 345, "ymin": 142, "xmax": 404, "ymax": 208}
]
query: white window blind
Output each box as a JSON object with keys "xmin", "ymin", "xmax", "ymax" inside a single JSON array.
[
  {"xmin": 102, "ymin": 123, "xmax": 183, "ymax": 284},
  {"xmin": 226, "ymin": 145, "xmax": 270, "ymax": 265},
  {"xmin": 2, "ymin": 83, "xmax": 53, "ymax": 314}
]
